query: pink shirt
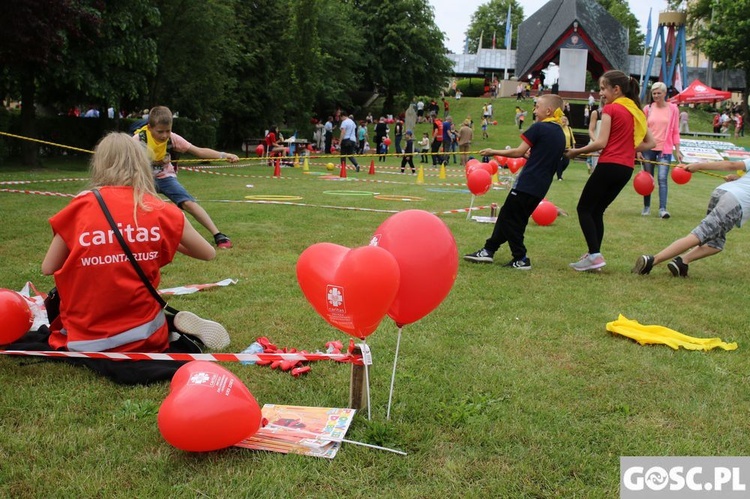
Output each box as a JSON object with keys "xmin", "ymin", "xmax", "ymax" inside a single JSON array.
[{"xmin": 644, "ymin": 103, "xmax": 680, "ymax": 154}]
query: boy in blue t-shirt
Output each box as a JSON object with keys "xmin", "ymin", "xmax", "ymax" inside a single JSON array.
[{"xmin": 464, "ymin": 94, "xmax": 566, "ymax": 269}]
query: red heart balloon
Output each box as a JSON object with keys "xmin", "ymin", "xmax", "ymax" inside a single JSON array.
[
  {"xmin": 255, "ymin": 144, "xmax": 264, "ymax": 157},
  {"xmin": 494, "ymin": 155, "xmax": 508, "ymax": 167},
  {"xmin": 633, "ymin": 171, "xmax": 654, "ymax": 196},
  {"xmin": 158, "ymin": 361, "xmax": 262, "ymax": 452},
  {"xmin": 372, "ymin": 210, "xmax": 458, "ymax": 327},
  {"xmin": 465, "ymin": 158, "xmax": 480, "ymax": 175},
  {"xmin": 507, "ymin": 157, "xmax": 525, "ymax": 174},
  {"xmin": 532, "ymin": 201, "xmax": 558, "ymax": 226},
  {"xmin": 467, "ymin": 169, "xmax": 492, "ymax": 195},
  {"xmin": 671, "ymin": 166, "xmax": 692, "ymax": 185},
  {"xmin": 0, "ymin": 289, "xmax": 33, "ymax": 344},
  {"xmin": 488, "ymin": 160, "xmax": 499, "ymax": 175},
  {"xmin": 296, "ymin": 243, "xmax": 400, "ymax": 339}
]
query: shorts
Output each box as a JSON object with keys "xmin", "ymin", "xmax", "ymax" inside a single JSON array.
[
  {"xmin": 155, "ymin": 176, "xmax": 195, "ymax": 208},
  {"xmin": 691, "ymin": 189, "xmax": 743, "ymax": 251}
]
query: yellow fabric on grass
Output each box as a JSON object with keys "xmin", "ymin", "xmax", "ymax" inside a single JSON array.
[{"xmin": 606, "ymin": 314, "xmax": 738, "ymax": 351}]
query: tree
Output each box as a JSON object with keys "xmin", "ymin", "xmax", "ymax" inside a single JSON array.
[
  {"xmin": 0, "ymin": 0, "xmax": 101, "ymax": 165},
  {"xmin": 685, "ymin": 0, "xmax": 749, "ymax": 109},
  {"xmin": 356, "ymin": 0, "xmax": 453, "ymax": 115},
  {"xmin": 465, "ymin": 0, "xmax": 524, "ymax": 53},
  {"xmin": 596, "ymin": 0, "xmax": 643, "ymax": 55}
]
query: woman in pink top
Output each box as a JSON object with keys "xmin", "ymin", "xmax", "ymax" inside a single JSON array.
[{"xmin": 640, "ymin": 82, "xmax": 683, "ymax": 218}]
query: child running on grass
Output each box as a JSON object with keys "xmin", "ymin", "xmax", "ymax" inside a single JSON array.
[
  {"xmin": 564, "ymin": 70, "xmax": 655, "ymax": 271},
  {"xmin": 463, "ymin": 94, "xmax": 566, "ymax": 270},
  {"xmin": 633, "ymin": 159, "xmax": 750, "ymax": 277}
]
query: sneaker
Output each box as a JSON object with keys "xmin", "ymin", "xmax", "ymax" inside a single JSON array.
[
  {"xmin": 173, "ymin": 311, "xmax": 230, "ymax": 350},
  {"xmin": 632, "ymin": 255, "xmax": 654, "ymax": 275},
  {"xmin": 569, "ymin": 253, "xmax": 606, "ymax": 271},
  {"xmin": 214, "ymin": 232, "xmax": 232, "ymax": 249},
  {"xmin": 464, "ymin": 248, "xmax": 494, "ymax": 263},
  {"xmin": 667, "ymin": 256, "xmax": 689, "ymax": 277},
  {"xmin": 502, "ymin": 257, "xmax": 531, "ymax": 270},
  {"xmin": 641, "ymin": 207, "xmax": 650, "ymax": 216},
  {"xmin": 659, "ymin": 209, "xmax": 671, "ymax": 219}
]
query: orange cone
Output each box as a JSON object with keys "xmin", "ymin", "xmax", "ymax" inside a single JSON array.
[
  {"xmin": 273, "ymin": 158, "xmax": 281, "ymax": 177},
  {"xmin": 339, "ymin": 159, "xmax": 347, "ymax": 178},
  {"xmin": 368, "ymin": 159, "xmax": 375, "ymax": 175}
]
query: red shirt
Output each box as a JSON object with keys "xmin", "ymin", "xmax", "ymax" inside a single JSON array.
[
  {"xmin": 265, "ymin": 132, "xmax": 277, "ymax": 148},
  {"xmin": 48, "ymin": 187, "xmax": 184, "ymax": 352},
  {"xmin": 599, "ymin": 103, "xmax": 637, "ymax": 167}
]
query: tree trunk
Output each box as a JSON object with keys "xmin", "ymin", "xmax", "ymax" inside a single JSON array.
[
  {"xmin": 19, "ymin": 66, "xmax": 38, "ymax": 166},
  {"xmin": 382, "ymin": 91, "xmax": 394, "ymax": 118}
]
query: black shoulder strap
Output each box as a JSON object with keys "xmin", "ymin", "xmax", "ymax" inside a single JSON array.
[{"xmin": 92, "ymin": 189, "xmax": 178, "ymax": 314}]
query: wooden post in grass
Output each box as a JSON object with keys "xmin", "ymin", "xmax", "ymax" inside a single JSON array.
[{"xmin": 349, "ymin": 345, "xmax": 367, "ymax": 411}]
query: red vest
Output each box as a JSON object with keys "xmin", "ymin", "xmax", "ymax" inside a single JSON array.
[{"xmin": 48, "ymin": 187, "xmax": 184, "ymax": 352}]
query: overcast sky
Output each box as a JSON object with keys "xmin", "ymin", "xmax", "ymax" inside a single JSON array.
[{"xmin": 429, "ymin": 0, "xmax": 670, "ymax": 54}]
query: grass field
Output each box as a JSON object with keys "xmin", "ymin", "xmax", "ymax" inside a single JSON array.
[{"xmin": 1, "ymin": 97, "xmax": 749, "ymax": 497}]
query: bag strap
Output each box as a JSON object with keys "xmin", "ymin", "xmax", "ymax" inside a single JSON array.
[{"xmin": 92, "ymin": 189, "xmax": 178, "ymax": 314}]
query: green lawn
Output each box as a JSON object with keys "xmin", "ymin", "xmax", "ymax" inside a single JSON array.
[{"xmin": 1, "ymin": 97, "xmax": 749, "ymax": 497}]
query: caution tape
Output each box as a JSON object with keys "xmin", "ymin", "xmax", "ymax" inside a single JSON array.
[
  {"xmin": 0, "ymin": 349, "xmax": 364, "ymax": 365},
  {"xmin": 0, "ymin": 188, "xmax": 75, "ymax": 197}
]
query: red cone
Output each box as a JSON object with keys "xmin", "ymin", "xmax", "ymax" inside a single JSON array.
[
  {"xmin": 368, "ymin": 159, "xmax": 375, "ymax": 175},
  {"xmin": 339, "ymin": 159, "xmax": 347, "ymax": 178},
  {"xmin": 273, "ymin": 158, "xmax": 281, "ymax": 177}
]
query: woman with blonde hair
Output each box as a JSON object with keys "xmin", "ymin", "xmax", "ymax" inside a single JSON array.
[
  {"xmin": 32, "ymin": 132, "xmax": 226, "ymax": 383},
  {"xmin": 640, "ymin": 81, "xmax": 683, "ymax": 218}
]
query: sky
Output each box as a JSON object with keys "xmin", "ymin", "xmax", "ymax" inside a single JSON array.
[{"xmin": 429, "ymin": 0, "xmax": 670, "ymax": 54}]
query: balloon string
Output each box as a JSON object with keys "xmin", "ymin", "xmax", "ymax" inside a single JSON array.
[
  {"xmin": 466, "ymin": 195, "xmax": 475, "ymax": 220},
  {"xmin": 386, "ymin": 326, "xmax": 403, "ymax": 420},
  {"xmin": 261, "ymin": 424, "xmax": 407, "ymax": 455},
  {"xmin": 363, "ymin": 339, "xmax": 371, "ymax": 421}
]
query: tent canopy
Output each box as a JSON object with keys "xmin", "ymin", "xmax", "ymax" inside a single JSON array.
[{"xmin": 670, "ymin": 79, "xmax": 731, "ymax": 104}]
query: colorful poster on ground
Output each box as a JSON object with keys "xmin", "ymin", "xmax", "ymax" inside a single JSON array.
[{"xmin": 235, "ymin": 405, "xmax": 356, "ymax": 458}]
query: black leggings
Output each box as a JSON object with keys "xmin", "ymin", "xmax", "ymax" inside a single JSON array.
[{"xmin": 576, "ymin": 162, "xmax": 633, "ymax": 254}]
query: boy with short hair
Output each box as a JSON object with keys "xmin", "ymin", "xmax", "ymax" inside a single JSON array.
[
  {"xmin": 464, "ymin": 94, "xmax": 566, "ymax": 269},
  {"xmin": 633, "ymin": 159, "xmax": 750, "ymax": 277},
  {"xmin": 133, "ymin": 106, "xmax": 238, "ymax": 249}
]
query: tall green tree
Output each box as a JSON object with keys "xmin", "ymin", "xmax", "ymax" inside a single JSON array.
[
  {"xmin": 684, "ymin": 0, "xmax": 749, "ymax": 107},
  {"xmin": 355, "ymin": 0, "xmax": 453, "ymax": 115},
  {"xmin": 597, "ymin": 0, "xmax": 643, "ymax": 54},
  {"xmin": 0, "ymin": 0, "xmax": 101, "ymax": 164},
  {"xmin": 465, "ymin": 0, "xmax": 524, "ymax": 53},
  {"xmin": 146, "ymin": 0, "xmax": 240, "ymax": 120}
]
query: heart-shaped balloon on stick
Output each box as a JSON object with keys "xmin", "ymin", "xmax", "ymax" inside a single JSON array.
[
  {"xmin": 297, "ymin": 243, "xmax": 400, "ymax": 339},
  {"xmin": 158, "ymin": 361, "xmax": 263, "ymax": 452}
]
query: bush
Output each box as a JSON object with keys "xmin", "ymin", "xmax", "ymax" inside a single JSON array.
[{"xmin": 454, "ymin": 78, "xmax": 486, "ymax": 97}]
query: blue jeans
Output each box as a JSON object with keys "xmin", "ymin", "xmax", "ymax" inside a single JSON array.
[{"xmin": 641, "ymin": 150, "xmax": 672, "ymax": 210}]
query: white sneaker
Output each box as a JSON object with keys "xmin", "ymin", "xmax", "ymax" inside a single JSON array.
[
  {"xmin": 641, "ymin": 207, "xmax": 650, "ymax": 216},
  {"xmin": 659, "ymin": 209, "xmax": 671, "ymax": 219},
  {"xmin": 173, "ymin": 311, "xmax": 230, "ymax": 350},
  {"xmin": 569, "ymin": 253, "xmax": 606, "ymax": 272}
]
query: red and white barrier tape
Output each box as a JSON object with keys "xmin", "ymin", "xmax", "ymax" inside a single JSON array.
[
  {"xmin": 0, "ymin": 188, "xmax": 75, "ymax": 197},
  {"xmin": 0, "ymin": 349, "xmax": 364, "ymax": 365}
]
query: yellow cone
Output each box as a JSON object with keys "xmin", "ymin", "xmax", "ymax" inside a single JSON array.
[
  {"xmin": 303, "ymin": 156, "xmax": 309, "ymax": 171},
  {"xmin": 492, "ymin": 172, "xmax": 499, "ymax": 184},
  {"xmin": 439, "ymin": 162, "xmax": 446, "ymax": 179},
  {"xmin": 416, "ymin": 165, "xmax": 425, "ymax": 184},
  {"xmin": 293, "ymin": 154, "xmax": 299, "ymax": 168}
]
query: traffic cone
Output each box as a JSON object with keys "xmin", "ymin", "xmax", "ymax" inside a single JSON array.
[
  {"xmin": 416, "ymin": 165, "xmax": 424, "ymax": 184},
  {"xmin": 491, "ymin": 172, "xmax": 499, "ymax": 185},
  {"xmin": 339, "ymin": 159, "xmax": 347, "ymax": 178},
  {"xmin": 273, "ymin": 158, "xmax": 281, "ymax": 177},
  {"xmin": 439, "ymin": 162, "xmax": 446, "ymax": 179},
  {"xmin": 368, "ymin": 159, "xmax": 375, "ymax": 175},
  {"xmin": 293, "ymin": 154, "xmax": 299, "ymax": 168},
  {"xmin": 302, "ymin": 156, "xmax": 310, "ymax": 171}
]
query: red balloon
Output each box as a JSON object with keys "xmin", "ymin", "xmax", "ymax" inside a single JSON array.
[
  {"xmin": 494, "ymin": 155, "xmax": 508, "ymax": 167},
  {"xmin": 255, "ymin": 144, "xmax": 264, "ymax": 157},
  {"xmin": 532, "ymin": 201, "xmax": 558, "ymax": 226},
  {"xmin": 633, "ymin": 171, "xmax": 655, "ymax": 196},
  {"xmin": 296, "ymin": 243, "xmax": 400, "ymax": 339},
  {"xmin": 465, "ymin": 158, "xmax": 480, "ymax": 172},
  {"xmin": 488, "ymin": 160, "xmax": 499, "ymax": 175},
  {"xmin": 158, "ymin": 361, "xmax": 263, "ymax": 452},
  {"xmin": 478, "ymin": 162, "xmax": 494, "ymax": 175},
  {"xmin": 383, "ymin": 137, "xmax": 392, "ymax": 146},
  {"xmin": 0, "ymin": 289, "xmax": 33, "ymax": 344},
  {"xmin": 507, "ymin": 157, "xmax": 525, "ymax": 174},
  {"xmin": 372, "ymin": 210, "xmax": 458, "ymax": 327},
  {"xmin": 467, "ymin": 168, "xmax": 492, "ymax": 195},
  {"xmin": 671, "ymin": 166, "xmax": 692, "ymax": 185}
]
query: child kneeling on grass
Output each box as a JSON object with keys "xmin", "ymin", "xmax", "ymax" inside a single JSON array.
[
  {"xmin": 633, "ymin": 159, "xmax": 750, "ymax": 277},
  {"xmin": 464, "ymin": 94, "xmax": 566, "ymax": 270}
]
